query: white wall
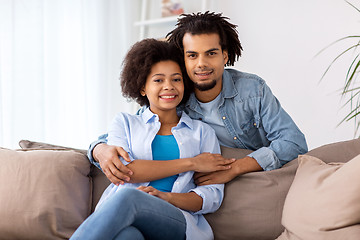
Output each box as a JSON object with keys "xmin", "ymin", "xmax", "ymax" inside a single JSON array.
[
  {"xmin": 1, "ymin": 0, "xmax": 358, "ymax": 150},
  {"xmin": 203, "ymin": 0, "xmax": 359, "ymax": 150},
  {"xmin": 130, "ymin": 0, "xmax": 359, "ymax": 150}
]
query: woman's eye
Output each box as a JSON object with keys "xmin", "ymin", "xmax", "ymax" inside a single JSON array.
[
  {"xmin": 173, "ymin": 78, "xmax": 182, "ymax": 82},
  {"xmin": 153, "ymin": 79, "xmax": 162, "ymax": 82}
]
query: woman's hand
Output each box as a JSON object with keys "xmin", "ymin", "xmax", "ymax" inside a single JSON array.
[
  {"xmin": 137, "ymin": 186, "xmax": 203, "ymax": 212},
  {"xmin": 137, "ymin": 186, "xmax": 171, "ymax": 202},
  {"xmin": 190, "ymin": 153, "xmax": 235, "ymax": 172}
]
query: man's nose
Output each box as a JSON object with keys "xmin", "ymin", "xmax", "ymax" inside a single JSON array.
[{"xmin": 196, "ymin": 55, "xmax": 207, "ymax": 68}]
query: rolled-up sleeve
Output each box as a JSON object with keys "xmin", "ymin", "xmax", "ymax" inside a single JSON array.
[{"xmin": 191, "ymin": 184, "xmax": 224, "ymax": 215}]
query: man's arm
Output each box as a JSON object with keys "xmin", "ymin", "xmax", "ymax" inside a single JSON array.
[
  {"xmin": 88, "ymin": 134, "xmax": 135, "ymax": 185},
  {"xmin": 194, "ymin": 156, "xmax": 262, "ymax": 185},
  {"xmin": 88, "ymin": 107, "xmax": 149, "ymax": 185},
  {"xmin": 195, "ymin": 81, "xmax": 308, "ymax": 185},
  {"xmin": 247, "ymin": 82, "xmax": 308, "ymax": 170},
  {"xmin": 93, "ymin": 143, "xmax": 134, "ymax": 185}
]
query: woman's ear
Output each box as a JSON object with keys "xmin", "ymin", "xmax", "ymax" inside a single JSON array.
[{"xmin": 140, "ymin": 88, "xmax": 146, "ymax": 96}]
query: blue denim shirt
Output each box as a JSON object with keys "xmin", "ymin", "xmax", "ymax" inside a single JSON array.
[
  {"xmin": 88, "ymin": 69, "xmax": 307, "ymax": 171},
  {"xmin": 96, "ymin": 108, "xmax": 223, "ymax": 239},
  {"xmin": 184, "ymin": 69, "xmax": 307, "ymax": 170}
]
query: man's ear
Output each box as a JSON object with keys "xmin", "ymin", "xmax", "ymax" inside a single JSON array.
[{"xmin": 223, "ymin": 50, "xmax": 229, "ymax": 65}]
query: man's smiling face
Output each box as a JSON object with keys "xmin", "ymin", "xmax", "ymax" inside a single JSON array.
[{"xmin": 182, "ymin": 33, "xmax": 228, "ymax": 92}]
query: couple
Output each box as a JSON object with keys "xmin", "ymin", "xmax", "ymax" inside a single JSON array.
[{"xmin": 71, "ymin": 12, "xmax": 308, "ymax": 240}]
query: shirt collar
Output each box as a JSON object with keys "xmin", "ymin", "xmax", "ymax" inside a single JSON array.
[
  {"xmin": 177, "ymin": 111, "xmax": 193, "ymax": 130},
  {"xmin": 141, "ymin": 107, "xmax": 193, "ymax": 130},
  {"xmin": 222, "ymin": 69, "xmax": 238, "ymax": 99},
  {"xmin": 141, "ymin": 107, "xmax": 158, "ymax": 123}
]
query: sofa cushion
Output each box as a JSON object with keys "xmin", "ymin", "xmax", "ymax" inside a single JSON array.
[
  {"xmin": 306, "ymin": 138, "xmax": 360, "ymax": 164},
  {"xmin": 18, "ymin": 139, "xmax": 360, "ymax": 239},
  {"xmin": 205, "ymin": 139, "xmax": 360, "ymax": 240},
  {"xmin": 0, "ymin": 148, "xmax": 92, "ymax": 240},
  {"xmin": 205, "ymin": 146, "xmax": 297, "ymax": 240},
  {"xmin": 276, "ymin": 154, "xmax": 360, "ymax": 240},
  {"xmin": 18, "ymin": 139, "xmax": 110, "ymax": 212}
]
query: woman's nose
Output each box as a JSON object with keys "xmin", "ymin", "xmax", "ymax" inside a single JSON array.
[{"xmin": 163, "ymin": 81, "xmax": 174, "ymax": 90}]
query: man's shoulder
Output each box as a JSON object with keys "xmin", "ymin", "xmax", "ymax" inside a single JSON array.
[
  {"xmin": 224, "ymin": 69, "xmax": 266, "ymax": 98},
  {"xmin": 225, "ymin": 69, "xmax": 265, "ymax": 87}
]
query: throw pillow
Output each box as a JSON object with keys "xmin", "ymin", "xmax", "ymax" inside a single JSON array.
[
  {"xmin": 0, "ymin": 148, "xmax": 92, "ymax": 239},
  {"xmin": 19, "ymin": 139, "xmax": 87, "ymax": 155},
  {"xmin": 18, "ymin": 139, "xmax": 111, "ymax": 212},
  {"xmin": 276, "ymin": 155, "xmax": 360, "ymax": 240}
]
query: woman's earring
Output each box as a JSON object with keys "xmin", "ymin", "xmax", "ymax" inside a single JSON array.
[{"xmin": 141, "ymin": 91, "xmax": 146, "ymax": 96}]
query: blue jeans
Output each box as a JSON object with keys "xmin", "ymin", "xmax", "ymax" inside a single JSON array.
[{"xmin": 70, "ymin": 188, "xmax": 186, "ymax": 240}]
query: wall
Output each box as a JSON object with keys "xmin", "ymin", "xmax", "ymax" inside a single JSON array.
[
  {"xmin": 205, "ymin": 0, "xmax": 359, "ymax": 150},
  {"xmin": 2, "ymin": 0, "xmax": 358, "ymax": 150},
  {"xmin": 130, "ymin": 0, "xmax": 359, "ymax": 150}
]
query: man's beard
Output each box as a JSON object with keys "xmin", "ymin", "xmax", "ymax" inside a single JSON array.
[{"xmin": 193, "ymin": 80, "xmax": 217, "ymax": 91}]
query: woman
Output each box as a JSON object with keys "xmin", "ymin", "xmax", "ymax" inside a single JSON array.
[{"xmin": 70, "ymin": 39, "xmax": 233, "ymax": 240}]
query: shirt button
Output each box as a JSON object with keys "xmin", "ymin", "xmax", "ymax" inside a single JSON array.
[
  {"xmin": 222, "ymin": 116, "xmax": 226, "ymax": 120},
  {"xmin": 254, "ymin": 123, "xmax": 257, "ymax": 126},
  {"xmin": 233, "ymin": 137, "xmax": 237, "ymax": 140},
  {"xmin": 179, "ymin": 142, "xmax": 183, "ymax": 145}
]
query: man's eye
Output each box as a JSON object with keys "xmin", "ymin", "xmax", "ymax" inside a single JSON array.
[
  {"xmin": 187, "ymin": 54, "xmax": 196, "ymax": 58},
  {"xmin": 209, "ymin": 52, "xmax": 216, "ymax": 56}
]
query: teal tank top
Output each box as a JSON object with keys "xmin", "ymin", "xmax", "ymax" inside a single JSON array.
[{"xmin": 149, "ymin": 135, "xmax": 179, "ymax": 192}]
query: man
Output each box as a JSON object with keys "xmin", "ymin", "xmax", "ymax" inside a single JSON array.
[{"xmin": 88, "ymin": 11, "xmax": 307, "ymax": 186}]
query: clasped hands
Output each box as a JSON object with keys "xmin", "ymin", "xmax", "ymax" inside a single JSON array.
[{"xmin": 94, "ymin": 144, "xmax": 239, "ymax": 186}]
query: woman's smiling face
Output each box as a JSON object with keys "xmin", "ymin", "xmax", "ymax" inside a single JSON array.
[{"xmin": 141, "ymin": 60, "xmax": 184, "ymax": 115}]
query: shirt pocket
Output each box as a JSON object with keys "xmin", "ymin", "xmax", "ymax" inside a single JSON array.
[{"xmin": 241, "ymin": 117, "xmax": 263, "ymax": 148}]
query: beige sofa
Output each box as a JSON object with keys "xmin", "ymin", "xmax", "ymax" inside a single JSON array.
[{"xmin": 0, "ymin": 138, "xmax": 360, "ymax": 239}]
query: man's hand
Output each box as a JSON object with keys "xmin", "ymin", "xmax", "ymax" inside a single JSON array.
[
  {"xmin": 194, "ymin": 156, "xmax": 263, "ymax": 185},
  {"xmin": 93, "ymin": 143, "xmax": 133, "ymax": 185},
  {"xmin": 194, "ymin": 168, "xmax": 238, "ymax": 185},
  {"xmin": 190, "ymin": 153, "xmax": 235, "ymax": 172}
]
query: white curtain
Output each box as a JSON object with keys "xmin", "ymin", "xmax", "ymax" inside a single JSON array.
[{"xmin": 0, "ymin": 0, "xmax": 139, "ymax": 149}]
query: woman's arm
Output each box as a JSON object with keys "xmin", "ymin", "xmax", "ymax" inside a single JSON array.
[
  {"xmin": 106, "ymin": 112, "xmax": 234, "ymax": 184},
  {"xmin": 126, "ymin": 153, "xmax": 234, "ymax": 183},
  {"xmin": 137, "ymin": 186, "xmax": 203, "ymax": 212}
]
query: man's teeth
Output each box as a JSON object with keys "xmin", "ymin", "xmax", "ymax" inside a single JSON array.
[{"xmin": 161, "ymin": 96, "xmax": 175, "ymax": 99}]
